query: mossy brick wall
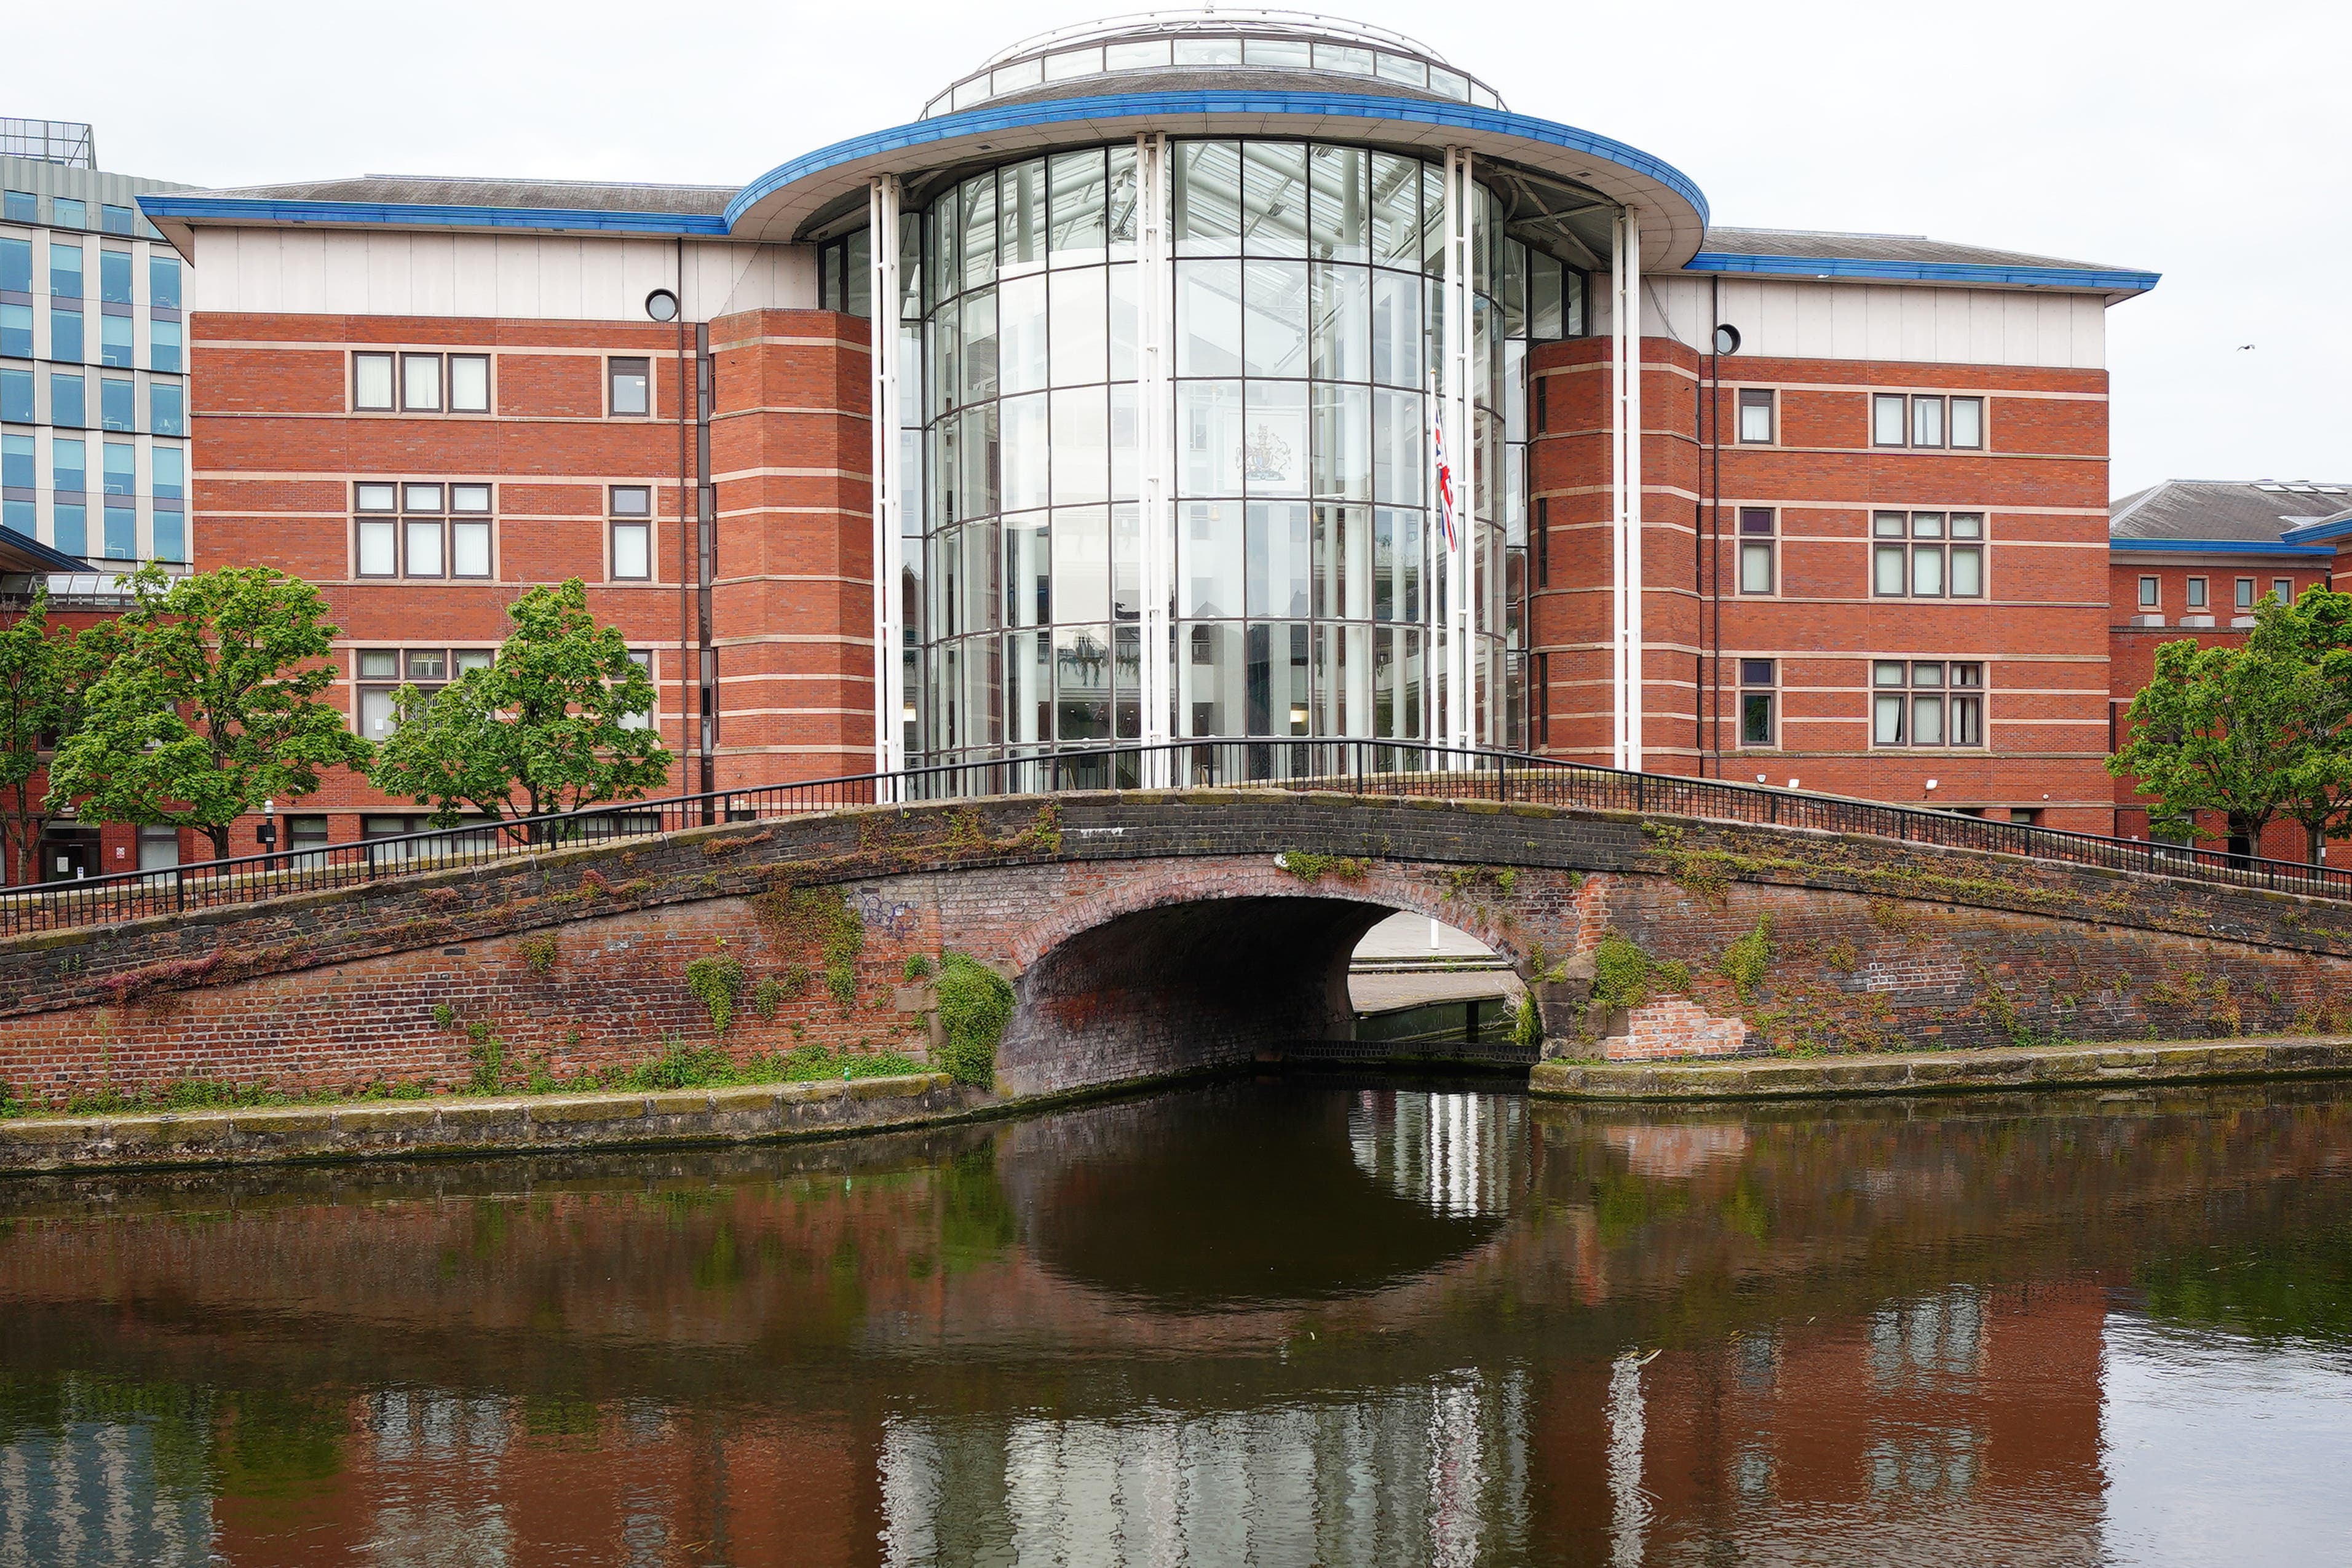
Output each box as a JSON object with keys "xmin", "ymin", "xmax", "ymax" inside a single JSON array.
[{"xmin": 8, "ymin": 791, "xmax": 2352, "ymax": 1103}]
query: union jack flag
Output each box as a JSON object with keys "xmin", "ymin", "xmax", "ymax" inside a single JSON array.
[{"xmin": 1431, "ymin": 402, "xmax": 1459, "ymax": 553}]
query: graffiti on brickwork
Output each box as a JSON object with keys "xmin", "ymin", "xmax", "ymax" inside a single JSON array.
[{"xmin": 855, "ymin": 888, "xmax": 922, "ymax": 940}]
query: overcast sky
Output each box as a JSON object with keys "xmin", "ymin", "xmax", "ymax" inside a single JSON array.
[{"xmin": 15, "ymin": 0, "xmax": 2347, "ymax": 498}]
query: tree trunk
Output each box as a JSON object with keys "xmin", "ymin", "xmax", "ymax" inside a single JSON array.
[
  {"xmin": 204, "ymin": 823, "xmax": 232, "ymax": 865},
  {"xmin": 2312, "ymin": 822, "xmax": 2330, "ymax": 867}
]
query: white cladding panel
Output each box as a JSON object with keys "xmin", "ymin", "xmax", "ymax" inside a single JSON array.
[
  {"xmin": 1593, "ymin": 275, "xmax": 2108, "ymax": 369},
  {"xmin": 187, "ymin": 229, "xmax": 817, "ymax": 320}
]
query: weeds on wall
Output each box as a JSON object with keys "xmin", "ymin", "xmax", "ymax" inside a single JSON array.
[
  {"xmin": 903, "ymin": 953, "xmax": 933, "ymax": 981},
  {"xmin": 934, "ymin": 952, "xmax": 1012, "ymax": 1088},
  {"xmin": 685, "ymin": 956, "xmax": 745, "ymax": 1034},
  {"xmin": 1277, "ymin": 852, "xmax": 1367, "ymax": 884},
  {"xmin": 517, "ymin": 934, "xmax": 558, "ymax": 975},
  {"xmin": 1720, "ymin": 916, "xmax": 1773, "ymax": 1004},
  {"xmin": 753, "ymin": 885, "xmax": 866, "ymax": 1012},
  {"xmin": 465, "ymin": 1023, "xmax": 509, "ymax": 1093}
]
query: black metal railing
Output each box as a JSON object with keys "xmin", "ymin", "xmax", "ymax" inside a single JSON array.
[{"xmin": 4, "ymin": 740, "xmax": 2347, "ymax": 937}]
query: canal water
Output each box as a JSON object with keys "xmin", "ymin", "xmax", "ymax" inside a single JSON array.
[{"xmin": 2, "ymin": 1077, "xmax": 2350, "ymax": 1566}]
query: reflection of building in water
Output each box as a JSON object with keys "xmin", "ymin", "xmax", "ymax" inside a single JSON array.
[
  {"xmin": 879, "ymin": 1371, "xmax": 1528, "ymax": 1568},
  {"xmin": 1348, "ymin": 1090, "xmax": 1527, "ymax": 1219},
  {"xmin": 0, "ymin": 1378, "xmax": 212, "ymax": 1567}
]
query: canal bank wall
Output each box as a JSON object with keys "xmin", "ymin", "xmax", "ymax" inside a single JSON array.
[
  {"xmin": 1531, "ymin": 1035, "xmax": 2352, "ymax": 1100},
  {"xmin": 8, "ymin": 1035, "xmax": 2352, "ymax": 1172}
]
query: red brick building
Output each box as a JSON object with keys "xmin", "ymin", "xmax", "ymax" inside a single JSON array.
[
  {"xmin": 98, "ymin": 14, "xmax": 2168, "ymax": 860},
  {"xmin": 2106, "ymin": 478, "xmax": 2348, "ymax": 857}
]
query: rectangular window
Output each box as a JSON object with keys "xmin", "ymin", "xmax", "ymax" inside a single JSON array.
[
  {"xmin": 1739, "ymin": 659, "xmax": 1775, "ymax": 747},
  {"xmin": 103, "ymin": 502, "xmax": 135, "ymax": 560},
  {"xmin": 1950, "ymin": 396, "xmax": 1984, "ymax": 449},
  {"xmin": 152, "ymin": 445, "xmax": 183, "ymax": 500},
  {"xmin": 52, "ymin": 501, "xmax": 84, "ymax": 556},
  {"xmin": 401, "ymin": 353, "xmax": 441, "ymax": 411},
  {"xmin": 2139, "ymin": 575, "xmax": 2159, "ymax": 608},
  {"xmin": 151, "ymin": 381, "xmax": 184, "ymax": 437},
  {"xmin": 151, "ymin": 318, "xmax": 181, "ymax": 373},
  {"xmin": 608, "ymin": 357, "xmax": 651, "ymax": 417},
  {"xmin": 101, "ymin": 377, "xmax": 135, "ymax": 432},
  {"xmin": 611, "ymin": 484, "xmax": 652, "ymax": 579},
  {"xmin": 50, "ymin": 305, "xmax": 82, "ymax": 362},
  {"xmin": 0, "ymin": 301, "xmax": 28, "ymax": 359},
  {"xmin": 2235, "ymin": 578, "xmax": 2255, "ymax": 609},
  {"xmin": 52, "ymin": 437, "xmax": 85, "ymax": 494},
  {"xmin": 99, "ymin": 314, "xmax": 133, "ymax": 366},
  {"xmin": 154, "ymin": 507, "xmax": 183, "ymax": 563},
  {"xmin": 52, "ymin": 199, "xmax": 85, "ymax": 231},
  {"xmin": 619, "ymin": 650, "xmax": 655, "ymax": 731},
  {"xmin": 1911, "ymin": 396, "xmax": 1945, "ymax": 448},
  {"xmin": 1737, "ymin": 388, "xmax": 1775, "ymax": 444},
  {"xmin": 2275, "ymin": 579, "xmax": 2294, "ymax": 604},
  {"xmin": 0, "ymin": 236, "xmax": 29, "ymax": 293},
  {"xmin": 1737, "ymin": 507, "xmax": 1775, "ymax": 594},
  {"xmin": 149, "ymin": 255, "xmax": 181, "ymax": 311},
  {"xmin": 405, "ymin": 518, "xmax": 444, "ymax": 577},
  {"xmin": 101, "ymin": 204, "xmax": 136, "ymax": 237},
  {"xmin": 98, "ymin": 250, "xmax": 132, "ymax": 304},
  {"xmin": 1, "ymin": 191, "xmax": 33, "ymax": 223},
  {"xmin": 49, "ymin": 242, "xmax": 81, "ymax": 298},
  {"xmin": 0, "ymin": 433, "xmax": 30, "ymax": 489},
  {"xmin": 1875, "ymin": 510, "xmax": 1984, "ymax": 598},
  {"xmin": 102, "ymin": 442, "xmax": 134, "ymax": 496},
  {"xmin": 1534, "ymin": 495, "xmax": 1549, "ymax": 587},
  {"xmin": 50, "ymin": 372, "xmax": 84, "ymax": 429},
  {"xmin": 353, "ymin": 353, "xmax": 395, "ymax": 411},
  {"xmin": 1872, "ymin": 659, "xmax": 1983, "ymax": 747},
  {"xmin": 355, "ymin": 483, "xmax": 397, "ymax": 577},
  {"xmin": 452, "ymin": 483, "xmax": 491, "ymax": 577},
  {"xmin": 1949, "ymin": 513, "xmax": 1982, "ymax": 596},
  {"xmin": 448, "ymin": 354, "xmax": 489, "ymax": 412},
  {"xmin": 0, "ymin": 367, "xmax": 28, "ymax": 424},
  {"xmin": 1872, "ymin": 394, "xmax": 1906, "ymax": 446},
  {"xmin": 2186, "ymin": 577, "xmax": 2207, "ymax": 608}
]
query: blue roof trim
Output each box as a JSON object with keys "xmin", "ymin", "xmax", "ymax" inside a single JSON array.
[
  {"xmin": 2283, "ymin": 517, "xmax": 2352, "ymax": 545},
  {"xmin": 1686, "ymin": 250, "xmax": 2158, "ymax": 293},
  {"xmin": 138, "ymin": 194, "xmax": 730, "ymax": 237},
  {"xmin": 2108, "ymin": 538, "xmax": 2334, "ymax": 557},
  {"xmin": 727, "ymin": 89, "xmax": 1708, "ymax": 232},
  {"xmin": 0, "ymin": 525, "xmax": 92, "ymax": 573}
]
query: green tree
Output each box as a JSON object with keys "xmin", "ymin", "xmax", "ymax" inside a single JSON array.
[
  {"xmin": 46, "ymin": 564, "xmax": 371, "ymax": 863},
  {"xmin": 2110, "ymin": 638, "xmax": 2291, "ymax": 854},
  {"xmin": 0, "ymin": 593, "xmax": 117, "ymax": 884},
  {"xmin": 2108, "ymin": 586, "xmax": 2352, "ymax": 864},
  {"xmin": 2249, "ymin": 587, "xmax": 2352, "ymax": 863},
  {"xmin": 366, "ymin": 578, "xmax": 670, "ymax": 833}
]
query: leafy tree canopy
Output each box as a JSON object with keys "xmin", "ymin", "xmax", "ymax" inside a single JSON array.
[
  {"xmin": 2108, "ymin": 586, "xmax": 2352, "ymax": 863},
  {"xmin": 46, "ymin": 565, "xmax": 368, "ymax": 862},
  {"xmin": 366, "ymin": 578, "xmax": 671, "ymax": 830},
  {"xmin": 0, "ymin": 592, "xmax": 119, "ymax": 882}
]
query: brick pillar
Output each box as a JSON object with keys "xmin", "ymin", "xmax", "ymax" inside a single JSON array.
[{"xmin": 708, "ymin": 308, "xmax": 875, "ymax": 785}]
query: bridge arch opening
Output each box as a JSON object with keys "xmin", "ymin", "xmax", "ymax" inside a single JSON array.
[{"xmin": 995, "ymin": 890, "xmax": 1524, "ymax": 1098}]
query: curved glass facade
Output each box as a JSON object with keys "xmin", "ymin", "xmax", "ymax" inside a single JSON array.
[{"xmin": 899, "ymin": 137, "xmax": 1581, "ymax": 769}]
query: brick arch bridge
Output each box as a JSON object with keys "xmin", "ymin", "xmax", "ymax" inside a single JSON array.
[{"xmin": 7, "ymin": 782, "xmax": 2352, "ymax": 1105}]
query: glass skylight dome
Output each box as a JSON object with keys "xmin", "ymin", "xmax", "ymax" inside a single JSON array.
[{"xmin": 922, "ymin": 9, "xmax": 1506, "ymax": 120}]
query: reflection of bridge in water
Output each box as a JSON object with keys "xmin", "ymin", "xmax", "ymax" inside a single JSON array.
[{"xmin": 0, "ymin": 1082, "xmax": 2346, "ymax": 1564}]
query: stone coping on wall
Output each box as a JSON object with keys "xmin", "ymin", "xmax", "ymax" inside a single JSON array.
[
  {"xmin": 1530, "ymin": 1037, "xmax": 2352, "ymax": 1101},
  {"xmin": 0, "ymin": 1072, "xmax": 982, "ymax": 1174}
]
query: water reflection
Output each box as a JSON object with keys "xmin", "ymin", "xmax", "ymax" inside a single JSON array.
[{"xmin": 0, "ymin": 1079, "xmax": 2347, "ymax": 1563}]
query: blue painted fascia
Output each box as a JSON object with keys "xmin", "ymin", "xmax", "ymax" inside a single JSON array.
[
  {"xmin": 138, "ymin": 194, "xmax": 731, "ymax": 237},
  {"xmin": 727, "ymin": 89, "xmax": 1708, "ymax": 232},
  {"xmin": 2281, "ymin": 517, "xmax": 2352, "ymax": 545},
  {"xmin": 2108, "ymin": 538, "xmax": 2334, "ymax": 557},
  {"xmin": 0, "ymin": 525, "xmax": 92, "ymax": 573},
  {"xmin": 1686, "ymin": 250, "xmax": 2158, "ymax": 293}
]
